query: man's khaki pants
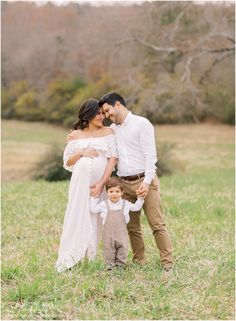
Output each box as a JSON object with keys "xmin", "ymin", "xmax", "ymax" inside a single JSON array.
[{"xmin": 121, "ymin": 175, "xmax": 173, "ymax": 267}]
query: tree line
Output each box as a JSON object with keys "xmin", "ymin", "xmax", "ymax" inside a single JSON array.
[{"xmin": 2, "ymin": 1, "xmax": 235, "ymax": 126}]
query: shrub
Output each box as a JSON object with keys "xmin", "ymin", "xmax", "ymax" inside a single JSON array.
[
  {"xmin": 2, "ymin": 81, "xmax": 29, "ymax": 119},
  {"xmin": 205, "ymin": 84, "xmax": 235, "ymax": 125},
  {"xmin": 14, "ymin": 90, "xmax": 43, "ymax": 121},
  {"xmin": 41, "ymin": 77, "xmax": 86, "ymax": 125},
  {"xmin": 63, "ymin": 74, "xmax": 115, "ymax": 128},
  {"xmin": 33, "ymin": 146, "xmax": 71, "ymax": 182},
  {"xmin": 156, "ymin": 141, "xmax": 179, "ymax": 177}
]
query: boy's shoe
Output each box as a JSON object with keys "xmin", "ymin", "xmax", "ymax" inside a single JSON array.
[
  {"xmin": 107, "ymin": 264, "xmax": 115, "ymax": 271},
  {"xmin": 115, "ymin": 263, "xmax": 126, "ymax": 269}
]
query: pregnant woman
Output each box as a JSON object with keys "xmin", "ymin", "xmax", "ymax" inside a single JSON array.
[{"xmin": 56, "ymin": 99, "xmax": 117, "ymax": 273}]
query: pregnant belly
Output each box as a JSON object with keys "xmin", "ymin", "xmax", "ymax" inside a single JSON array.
[{"xmin": 74, "ymin": 155, "xmax": 108, "ymax": 181}]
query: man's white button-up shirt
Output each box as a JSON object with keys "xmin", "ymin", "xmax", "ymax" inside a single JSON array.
[{"xmin": 111, "ymin": 112, "xmax": 157, "ymax": 184}]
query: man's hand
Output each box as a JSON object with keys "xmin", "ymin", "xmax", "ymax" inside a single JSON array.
[
  {"xmin": 90, "ymin": 181, "xmax": 104, "ymax": 198},
  {"xmin": 66, "ymin": 130, "xmax": 79, "ymax": 142},
  {"xmin": 81, "ymin": 149, "xmax": 99, "ymax": 158},
  {"xmin": 136, "ymin": 182, "xmax": 150, "ymax": 198}
]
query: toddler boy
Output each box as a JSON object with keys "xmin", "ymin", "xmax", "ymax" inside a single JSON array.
[{"xmin": 90, "ymin": 177, "xmax": 144, "ymax": 269}]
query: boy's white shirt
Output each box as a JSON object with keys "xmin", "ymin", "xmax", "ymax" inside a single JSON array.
[{"xmin": 90, "ymin": 197, "xmax": 144, "ymax": 225}]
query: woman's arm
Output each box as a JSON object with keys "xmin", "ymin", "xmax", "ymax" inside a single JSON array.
[
  {"xmin": 67, "ymin": 130, "xmax": 79, "ymax": 142},
  {"xmin": 90, "ymin": 157, "xmax": 117, "ymax": 198},
  {"xmin": 67, "ymin": 149, "xmax": 99, "ymax": 167}
]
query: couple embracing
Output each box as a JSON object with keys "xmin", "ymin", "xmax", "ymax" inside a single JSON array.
[{"xmin": 55, "ymin": 92, "xmax": 173, "ymax": 273}]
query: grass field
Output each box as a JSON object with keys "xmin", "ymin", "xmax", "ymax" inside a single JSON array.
[{"xmin": 1, "ymin": 120, "xmax": 235, "ymax": 320}]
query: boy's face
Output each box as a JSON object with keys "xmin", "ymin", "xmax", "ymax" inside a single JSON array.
[{"xmin": 107, "ymin": 186, "xmax": 123, "ymax": 203}]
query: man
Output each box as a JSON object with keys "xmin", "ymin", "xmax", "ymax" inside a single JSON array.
[{"xmin": 68, "ymin": 92, "xmax": 173, "ymax": 271}]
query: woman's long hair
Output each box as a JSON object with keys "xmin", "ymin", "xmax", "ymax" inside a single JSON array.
[{"xmin": 73, "ymin": 99, "xmax": 100, "ymax": 130}]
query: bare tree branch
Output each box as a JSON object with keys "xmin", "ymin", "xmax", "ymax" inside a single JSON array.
[
  {"xmin": 199, "ymin": 46, "xmax": 235, "ymax": 53},
  {"xmin": 168, "ymin": 3, "xmax": 191, "ymax": 42},
  {"xmin": 134, "ymin": 36, "xmax": 177, "ymax": 53},
  {"xmin": 180, "ymin": 52, "xmax": 205, "ymax": 85},
  {"xmin": 208, "ymin": 33, "xmax": 235, "ymax": 43},
  {"xmin": 199, "ymin": 51, "xmax": 234, "ymax": 85}
]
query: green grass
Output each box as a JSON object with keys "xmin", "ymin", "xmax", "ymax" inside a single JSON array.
[{"xmin": 1, "ymin": 121, "xmax": 235, "ymax": 319}]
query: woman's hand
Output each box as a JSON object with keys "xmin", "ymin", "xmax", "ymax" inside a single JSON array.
[
  {"xmin": 66, "ymin": 130, "xmax": 79, "ymax": 142},
  {"xmin": 67, "ymin": 149, "xmax": 99, "ymax": 167},
  {"xmin": 81, "ymin": 149, "xmax": 99, "ymax": 158},
  {"xmin": 90, "ymin": 181, "xmax": 104, "ymax": 198}
]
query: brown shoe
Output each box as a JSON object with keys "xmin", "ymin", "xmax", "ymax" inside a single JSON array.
[
  {"xmin": 161, "ymin": 266, "xmax": 173, "ymax": 282},
  {"xmin": 163, "ymin": 265, "xmax": 172, "ymax": 272}
]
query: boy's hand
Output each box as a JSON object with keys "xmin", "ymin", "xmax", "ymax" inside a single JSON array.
[
  {"xmin": 66, "ymin": 130, "xmax": 79, "ymax": 142},
  {"xmin": 136, "ymin": 182, "xmax": 149, "ymax": 198}
]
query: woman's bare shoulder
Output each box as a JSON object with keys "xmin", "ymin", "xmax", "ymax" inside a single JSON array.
[
  {"xmin": 69, "ymin": 129, "xmax": 84, "ymax": 140},
  {"xmin": 102, "ymin": 127, "xmax": 115, "ymax": 135}
]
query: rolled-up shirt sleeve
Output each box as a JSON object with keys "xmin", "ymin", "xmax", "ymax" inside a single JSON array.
[{"xmin": 139, "ymin": 120, "xmax": 157, "ymax": 184}]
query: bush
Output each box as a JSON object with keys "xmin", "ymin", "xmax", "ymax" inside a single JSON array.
[
  {"xmin": 41, "ymin": 77, "xmax": 86, "ymax": 125},
  {"xmin": 2, "ymin": 81, "xmax": 29, "ymax": 119},
  {"xmin": 33, "ymin": 146, "xmax": 71, "ymax": 182},
  {"xmin": 131, "ymin": 84, "xmax": 211, "ymax": 125},
  {"xmin": 205, "ymin": 84, "xmax": 235, "ymax": 125},
  {"xmin": 14, "ymin": 90, "xmax": 44, "ymax": 121},
  {"xmin": 156, "ymin": 141, "xmax": 181, "ymax": 177}
]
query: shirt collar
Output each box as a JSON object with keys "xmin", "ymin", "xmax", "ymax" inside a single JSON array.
[
  {"xmin": 108, "ymin": 198, "xmax": 123, "ymax": 208},
  {"xmin": 122, "ymin": 111, "xmax": 132, "ymax": 126}
]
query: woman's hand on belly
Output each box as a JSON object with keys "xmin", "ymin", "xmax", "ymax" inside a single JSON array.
[{"xmin": 81, "ymin": 149, "xmax": 99, "ymax": 158}]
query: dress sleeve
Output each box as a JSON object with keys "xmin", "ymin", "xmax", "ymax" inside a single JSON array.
[
  {"xmin": 63, "ymin": 142, "xmax": 76, "ymax": 172},
  {"xmin": 105, "ymin": 135, "xmax": 118, "ymax": 158}
]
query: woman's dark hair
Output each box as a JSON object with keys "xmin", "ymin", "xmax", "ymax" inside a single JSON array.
[
  {"xmin": 99, "ymin": 92, "xmax": 126, "ymax": 107},
  {"xmin": 73, "ymin": 99, "xmax": 100, "ymax": 130}
]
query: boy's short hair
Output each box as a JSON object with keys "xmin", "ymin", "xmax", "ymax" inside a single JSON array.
[{"xmin": 105, "ymin": 177, "xmax": 123, "ymax": 192}]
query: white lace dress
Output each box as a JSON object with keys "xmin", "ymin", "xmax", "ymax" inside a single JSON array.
[{"xmin": 56, "ymin": 134, "xmax": 117, "ymax": 273}]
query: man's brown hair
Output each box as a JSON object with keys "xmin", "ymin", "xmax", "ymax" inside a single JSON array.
[{"xmin": 105, "ymin": 177, "xmax": 123, "ymax": 192}]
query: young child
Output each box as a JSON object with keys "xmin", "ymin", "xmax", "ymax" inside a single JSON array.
[{"xmin": 90, "ymin": 177, "xmax": 144, "ymax": 270}]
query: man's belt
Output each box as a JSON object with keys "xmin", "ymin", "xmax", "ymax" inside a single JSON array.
[{"xmin": 120, "ymin": 172, "xmax": 145, "ymax": 181}]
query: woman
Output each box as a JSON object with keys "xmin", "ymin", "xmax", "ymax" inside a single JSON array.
[{"xmin": 56, "ymin": 99, "xmax": 117, "ymax": 273}]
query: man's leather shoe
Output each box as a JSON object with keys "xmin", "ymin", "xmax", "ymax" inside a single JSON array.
[{"xmin": 163, "ymin": 265, "xmax": 172, "ymax": 272}]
